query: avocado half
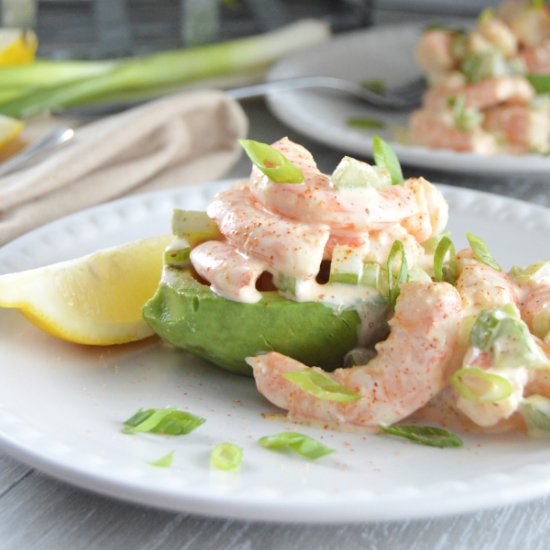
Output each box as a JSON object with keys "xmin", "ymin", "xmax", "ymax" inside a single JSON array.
[{"xmin": 142, "ymin": 267, "xmax": 389, "ymax": 376}]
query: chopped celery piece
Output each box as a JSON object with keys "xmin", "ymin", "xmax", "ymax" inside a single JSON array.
[
  {"xmin": 509, "ymin": 261, "xmax": 550, "ymax": 285},
  {"xmin": 360, "ymin": 261, "xmax": 382, "ymax": 290},
  {"xmin": 372, "ymin": 135, "xmax": 403, "ymax": 185},
  {"xmin": 466, "ymin": 232, "xmax": 501, "ymax": 271},
  {"xmin": 273, "ymin": 273, "xmax": 297, "ymax": 295},
  {"xmin": 433, "ymin": 235, "xmax": 457, "ymax": 284},
  {"xmin": 451, "ymin": 367, "xmax": 513, "ymax": 403},
  {"xmin": 422, "ymin": 231, "xmax": 451, "ymax": 254},
  {"xmin": 331, "ymin": 156, "xmax": 390, "ymax": 190},
  {"xmin": 386, "ymin": 240, "xmax": 408, "ymax": 307},
  {"xmin": 283, "ymin": 370, "xmax": 361, "ymax": 402},
  {"xmin": 329, "ymin": 245, "xmax": 366, "ymax": 285},
  {"xmin": 470, "ymin": 305, "xmax": 549, "ymax": 369},
  {"xmin": 171, "ymin": 209, "xmax": 220, "ymax": 246},
  {"xmin": 450, "ymin": 96, "xmax": 483, "ymax": 132},
  {"xmin": 258, "ymin": 431, "xmax": 334, "ymax": 460},
  {"xmin": 520, "ymin": 395, "xmax": 550, "ymax": 436},
  {"xmin": 461, "ymin": 51, "xmax": 512, "ymax": 84},
  {"xmin": 164, "ymin": 247, "xmax": 191, "ymax": 268},
  {"xmin": 210, "ymin": 443, "xmax": 243, "ymax": 471},
  {"xmin": 408, "ymin": 265, "xmax": 432, "ymax": 283},
  {"xmin": 239, "ymin": 139, "xmax": 304, "ymax": 184},
  {"xmin": 381, "ymin": 424, "xmax": 463, "ymax": 448}
]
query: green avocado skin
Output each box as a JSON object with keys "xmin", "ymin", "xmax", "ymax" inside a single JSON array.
[{"xmin": 142, "ymin": 267, "xmax": 365, "ymax": 376}]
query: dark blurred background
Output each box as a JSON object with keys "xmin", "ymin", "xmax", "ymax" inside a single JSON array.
[{"xmin": 0, "ymin": 0, "xmax": 499, "ymax": 59}]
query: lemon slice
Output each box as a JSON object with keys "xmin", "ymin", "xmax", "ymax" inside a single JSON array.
[
  {"xmin": 0, "ymin": 28, "xmax": 37, "ymax": 66},
  {"xmin": 0, "ymin": 113, "xmax": 24, "ymax": 150},
  {"xmin": 0, "ymin": 235, "xmax": 171, "ymax": 345}
]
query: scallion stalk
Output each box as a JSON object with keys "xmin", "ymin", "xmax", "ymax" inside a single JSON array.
[{"xmin": 0, "ymin": 20, "xmax": 330, "ymax": 118}]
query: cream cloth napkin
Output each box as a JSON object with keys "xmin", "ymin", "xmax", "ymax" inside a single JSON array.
[{"xmin": 0, "ymin": 89, "xmax": 248, "ymax": 245}]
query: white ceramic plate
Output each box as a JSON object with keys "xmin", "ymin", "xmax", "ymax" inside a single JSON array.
[
  {"xmin": 2, "ymin": 181, "xmax": 550, "ymax": 524},
  {"xmin": 267, "ymin": 23, "xmax": 550, "ymax": 176}
]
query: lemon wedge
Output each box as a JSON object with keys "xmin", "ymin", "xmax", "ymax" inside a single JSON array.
[
  {"xmin": 0, "ymin": 113, "xmax": 24, "ymax": 150},
  {"xmin": 0, "ymin": 235, "xmax": 171, "ymax": 345},
  {"xmin": 0, "ymin": 28, "xmax": 37, "ymax": 66}
]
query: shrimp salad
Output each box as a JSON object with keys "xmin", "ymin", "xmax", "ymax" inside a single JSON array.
[
  {"xmin": 411, "ymin": 0, "xmax": 550, "ymax": 155},
  {"xmin": 165, "ymin": 136, "xmax": 550, "ymax": 446}
]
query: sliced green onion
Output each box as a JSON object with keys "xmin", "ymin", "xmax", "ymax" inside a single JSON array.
[
  {"xmin": 469, "ymin": 305, "xmax": 549, "ymax": 369},
  {"xmin": 380, "ymin": 424, "xmax": 463, "ymax": 448},
  {"xmin": 386, "ymin": 240, "xmax": 408, "ymax": 308},
  {"xmin": 283, "ymin": 370, "xmax": 361, "ymax": 402},
  {"xmin": 433, "ymin": 236, "xmax": 457, "ymax": 284},
  {"xmin": 519, "ymin": 395, "xmax": 550, "ymax": 436},
  {"xmin": 451, "ymin": 367, "xmax": 513, "ymax": 403},
  {"xmin": 361, "ymin": 79, "xmax": 386, "ymax": 95},
  {"xmin": 466, "ymin": 232, "xmax": 501, "ymax": 271},
  {"xmin": 372, "ymin": 135, "xmax": 403, "ymax": 185},
  {"xmin": 122, "ymin": 407, "xmax": 205, "ymax": 435},
  {"xmin": 150, "ymin": 450, "xmax": 175, "ymax": 468},
  {"xmin": 210, "ymin": 442, "xmax": 243, "ymax": 471},
  {"xmin": 527, "ymin": 74, "xmax": 550, "ymax": 94},
  {"xmin": 530, "ymin": 0, "xmax": 546, "ymax": 9},
  {"xmin": 470, "ymin": 308, "xmax": 503, "ymax": 351},
  {"xmin": 347, "ymin": 117, "xmax": 386, "ymax": 130},
  {"xmin": 258, "ymin": 431, "xmax": 335, "ymax": 460},
  {"xmin": 239, "ymin": 139, "xmax": 304, "ymax": 184}
]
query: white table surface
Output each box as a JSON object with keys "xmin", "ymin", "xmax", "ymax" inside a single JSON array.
[{"xmin": 1, "ymin": 101, "xmax": 550, "ymax": 550}]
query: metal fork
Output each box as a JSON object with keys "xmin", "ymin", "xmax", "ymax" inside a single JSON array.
[
  {"xmin": 228, "ymin": 75, "xmax": 426, "ymax": 110},
  {"xmin": 0, "ymin": 127, "xmax": 75, "ymax": 178}
]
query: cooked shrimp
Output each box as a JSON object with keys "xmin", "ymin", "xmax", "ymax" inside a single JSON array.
[
  {"xmin": 471, "ymin": 18, "xmax": 518, "ymax": 57},
  {"xmin": 190, "ymin": 241, "xmax": 267, "ymax": 303},
  {"xmin": 416, "ymin": 30, "xmax": 457, "ymax": 79},
  {"xmin": 424, "ymin": 77, "xmax": 534, "ymax": 112},
  {"xmin": 520, "ymin": 40, "xmax": 550, "ymax": 74},
  {"xmin": 247, "ymin": 281, "xmax": 462, "ymax": 430},
  {"xmin": 207, "ymin": 185, "xmax": 330, "ymax": 279},
  {"xmin": 410, "ymin": 109, "xmax": 498, "ymax": 154},
  {"xmin": 483, "ymin": 105, "xmax": 550, "ymax": 152},
  {"xmin": 499, "ymin": 1, "xmax": 550, "ymax": 47},
  {"xmin": 456, "ymin": 250, "xmax": 520, "ymax": 314}
]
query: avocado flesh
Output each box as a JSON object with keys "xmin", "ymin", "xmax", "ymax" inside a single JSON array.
[{"xmin": 142, "ymin": 267, "xmax": 387, "ymax": 376}]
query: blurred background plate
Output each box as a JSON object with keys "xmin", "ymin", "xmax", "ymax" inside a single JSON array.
[{"xmin": 266, "ymin": 22, "xmax": 550, "ymax": 177}]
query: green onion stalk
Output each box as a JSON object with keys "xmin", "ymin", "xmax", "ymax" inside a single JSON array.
[{"xmin": 0, "ymin": 20, "xmax": 330, "ymax": 119}]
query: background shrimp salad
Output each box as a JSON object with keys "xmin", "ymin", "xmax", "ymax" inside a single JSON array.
[{"xmin": 410, "ymin": 0, "xmax": 550, "ymax": 155}]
